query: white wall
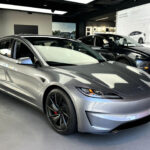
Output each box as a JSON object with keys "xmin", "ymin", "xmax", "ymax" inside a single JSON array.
[
  {"xmin": 0, "ymin": 11, "xmax": 5, "ymax": 36},
  {"xmin": 0, "ymin": 10, "xmax": 52, "ymax": 37},
  {"xmin": 116, "ymin": 3, "xmax": 150, "ymax": 44}
]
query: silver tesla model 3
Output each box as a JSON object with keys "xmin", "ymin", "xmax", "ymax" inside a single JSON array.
[{"xmin": 0, "ymin": 35, "xmax": 150, "ymax": 135}]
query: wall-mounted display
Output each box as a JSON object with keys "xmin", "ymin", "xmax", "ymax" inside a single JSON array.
[
  {"xmin": 14, "ymin": 25, "xmax": 38, "ymax": 34},
  {"xmin": 52, "ymin": 22, "xmax": 76, "ymax": 39},
  {"xmin": 116, "ymin": 3, "xmax": 150, "ymax": 45}
]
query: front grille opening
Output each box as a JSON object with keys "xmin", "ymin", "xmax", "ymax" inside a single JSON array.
[{"xmin": 112, "ymin": 115, "xmax": 150, "ymax": 132}]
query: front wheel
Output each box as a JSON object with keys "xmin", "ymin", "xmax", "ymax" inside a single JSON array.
[
  {"xmin": 138, "ymin": 38, "xmax": 144, "ymax": 44},
  {"xmin": 45, "ymin": 88, "xmax": 77, "ymax": 135}
]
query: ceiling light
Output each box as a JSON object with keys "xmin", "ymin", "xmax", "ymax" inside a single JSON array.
[
  {"xmin": 96, "ymin": 17, "xmax": 109, "ymax": 21},
  {"xmin": 0, "ymin": 3, "xmax": 67, "ymax": 15},
  {"xmin": 64, "ymin": 0, "xmax": 94, "ymax": 4}
]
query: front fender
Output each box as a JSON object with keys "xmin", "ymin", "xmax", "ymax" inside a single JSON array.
[
  {"xmin": 39, "ymin": 82, "xmax": 78, "ymax": 112},
  {"xmin": 116, "ymin": 54, "xmax": 135, "ymax": 66}
]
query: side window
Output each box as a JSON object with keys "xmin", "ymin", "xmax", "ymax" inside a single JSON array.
[
  {"xmin": 13, "ymin": 41, "xmax": 36, "ymax": 64},
  {"xmin": 82, "ymin": 36, "xmax": 94, "ymax": 45},
  {"xmin": 0, "ymin": 39, "xmax": 12, "ymax": 58},
  {"xmin": 130, "ymin": 32, "xmax": 135, "ymax": 36},
  {"xmin": 96, "ymin": 37, "xmax": 105, "ymax": 47},
  {"xmin": 134, "ymin": 32, "xmax": 138, "ymax": 35}
]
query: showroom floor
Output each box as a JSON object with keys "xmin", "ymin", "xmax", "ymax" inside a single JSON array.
[{"xmin": 0, "ymin": 92, "xmax": 149, "ymax": 150}]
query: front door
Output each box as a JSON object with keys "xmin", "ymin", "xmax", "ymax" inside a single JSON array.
[{"xmin": 6, "ymin": 40, "xmax": 47, "ymax": 105}]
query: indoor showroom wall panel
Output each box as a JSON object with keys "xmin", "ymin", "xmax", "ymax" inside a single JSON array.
[
  {"xmin": 0, "ymin": 10, "xmax": 52, "ymax": 37},
  {"xmin": 116, "ymin": 3, "xmax": 150, "ymax": 46},
  {"xmin": 0, "ymin": 11, "xmax": 5, "ymax": 37}
]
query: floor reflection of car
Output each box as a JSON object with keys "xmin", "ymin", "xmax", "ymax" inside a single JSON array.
[
  {"xmin": 1, "ymin": 35, "xmax": 150, "ymax": 135},
  {"xmin": 129, "ymin": 31, "xmax": 146, "ymax": 44},
  {"xmin": 79, "ymin": 34, "xmax": 150, "ymax": 73}
]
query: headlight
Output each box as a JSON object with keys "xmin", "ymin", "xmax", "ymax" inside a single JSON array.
[
  {"xmin": 136, "ymin": 60, "xmax": 150, "ymax": 70},
  {"xmin": 77, "ymin": 87, "xmax": 122, "ymax": 99},
  {"xmin": 136, "ymin": 55, "xmax": 150, "ymax": 70}
]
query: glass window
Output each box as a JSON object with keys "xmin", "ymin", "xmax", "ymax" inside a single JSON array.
[
  {"xmin": 103, "ymin": 35, "xmax": 142, "ymax": 47},
  {"xmin": 137, "ymin": 31, "xmax": 141, "ymax": 35},
  {"xmin": 0, "ymin": 39, "xmax": 12, "ymax": 58},
  {"xmin": 26, "ymin": 37, "xmax": 105, "ymax": 66},
  {"xmin": 82, "ymin": 36, "xmax": 94, "ymax": 45},
  {"xmin": 96, "ymin": 37, "xmax": 109, "ymax": 48},
  {"xmin": 130, "ymin": 32, "xmax": 135, "ymax": 36},
  {"xmin": 96, "ymin": 37, "xmax": 104, "ymax": 47},
  {"xmin": 13, "ymin": 41, "xmax": 37, "ymax": 64}
]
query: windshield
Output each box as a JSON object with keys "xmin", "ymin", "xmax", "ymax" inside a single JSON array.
[
  {"xmin": 26, "ymin": 37, "xmax": 105, "ymax": 66},
  {"xmin": 101, "ymin": 35, "xmax": 142, "ymax": 48}
]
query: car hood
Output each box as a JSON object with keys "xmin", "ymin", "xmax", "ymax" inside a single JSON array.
[
  {"xmin": 125, "ymin": 46, "xmax": 150, "ymax": 56},
  {"xmin": 58, "ymin": 61, "xmax": 150, "ymax": 99}
]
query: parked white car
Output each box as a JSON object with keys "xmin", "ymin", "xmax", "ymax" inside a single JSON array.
[{"xmin": 129, "ymin": 31, "xmax": 146, "ymax": 44}]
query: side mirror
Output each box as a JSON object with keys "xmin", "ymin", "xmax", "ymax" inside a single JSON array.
[
  {"xmin": 91, "ymin": 46, "xmax": 102, "ymax": 51},
  {"xmin": 17, "ymin": 57, "xmax": 33, "ymax": 65}
]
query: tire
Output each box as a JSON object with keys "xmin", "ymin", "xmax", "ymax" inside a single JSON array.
[
  {"xmin": 138, "ymin": 38, "xmax": 144, "ymax": 44},
  {"xmin": 118, "ymin": 58, "xmax": 131, "ymax": 65},
  {"xmin": 45, "ymin": 88, "xmax": 77, "ymax": 135}
]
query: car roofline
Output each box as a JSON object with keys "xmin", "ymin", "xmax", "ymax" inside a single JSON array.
[
  {"xmin": 0, "ymin": 35, "xmax": 78, "ymax": 42},
  {"xmin": 79, "ymin": 33, "xmax": 127, "ymax": 38}
]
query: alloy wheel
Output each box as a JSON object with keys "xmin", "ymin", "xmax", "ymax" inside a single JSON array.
[{"xmin": 46, "ymin": 92, "xmax": 70, "ymax": 130}]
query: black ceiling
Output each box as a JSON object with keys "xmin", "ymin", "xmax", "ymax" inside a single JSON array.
[{"xmin": 1, "ymin": 0, "xmax": 150, "ymax": 22}]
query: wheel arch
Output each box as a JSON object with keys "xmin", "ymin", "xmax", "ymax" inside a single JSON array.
[
  {"xmin": 42, "ymin": 84, "xmax": 78, "ymax": 134},
  {"xmin": 42, "ymin": 84, "xmax": 76, "ymax": 114}
]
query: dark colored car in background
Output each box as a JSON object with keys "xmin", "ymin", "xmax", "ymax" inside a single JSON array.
[{"xmin": 79, "ymin": 34, "xmax": 150, "ymax": 73}]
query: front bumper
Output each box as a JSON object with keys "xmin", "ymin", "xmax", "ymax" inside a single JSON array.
[
  {"xmin": 86, "ymin": 110, "xmax": 150, "ymax": 133},
  {"xmin": 71, "ymin": 91, "xmax": 150, "ymax": 134}
]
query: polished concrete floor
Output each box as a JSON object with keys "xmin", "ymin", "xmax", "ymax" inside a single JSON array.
[{"xmin": 0, "ymin": 91, "xmax": 150, "ymax": 150}]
